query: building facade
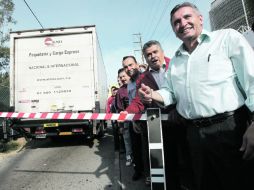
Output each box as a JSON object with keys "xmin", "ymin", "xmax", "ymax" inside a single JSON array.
[{"xmin": 209, "ymin": 0, "xmax": 254, "ymax": 31}]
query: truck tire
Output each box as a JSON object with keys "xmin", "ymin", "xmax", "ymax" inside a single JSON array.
[
  {"xmin": 97, "ymin": 123, "xmax": 104, "ymax": 138},
  {"xmin": 0, "ymin": 141, "xmax": 6, "ymax": 152}
]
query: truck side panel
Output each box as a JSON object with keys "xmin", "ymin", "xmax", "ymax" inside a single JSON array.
[{"xmin": 93, "ymin": 31, "xmax": 107, "ymax": 113}]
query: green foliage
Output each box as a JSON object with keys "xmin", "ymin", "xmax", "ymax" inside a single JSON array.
[
  {"xmin": 0, "ymin": 46, "xmax": 9, "ymax": 72},
  {"xmin": 0, "ymin": 0, "xmax": 15, "ymax": 44},
  {"xmin": 0, "ymin": 72, "xmax": 9, "ymax": 86},
  {"xmin": 0, "ymin": 0, "xmax": 15, "ymax": 73},
  {"xmin": 0, "ymin": 0, "xmax": 15, "ymax": 24},
  {"xmin": 0, "ymin": 72, "xmax": 9, "ymax": 111},
  {"xmin": 0, "ymin": 140, "xmax": 20, "ymax": 153}
]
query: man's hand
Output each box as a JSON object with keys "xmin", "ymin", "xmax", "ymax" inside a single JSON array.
[
  {"xmin": 240, "ymin": 121, "xmax": 254, "ymax": 160},
  {"xmin": 138, "ymin": 83, "xmax": 153, "ymax": 104},
  {"xmin": 118, "ymin": 111, "xmax": 128, "ymax": 123}
]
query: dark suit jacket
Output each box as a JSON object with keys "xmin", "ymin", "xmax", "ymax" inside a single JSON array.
[{"xmin": 116, "ymin": 84, "xmax": 129, "ymax": 112}]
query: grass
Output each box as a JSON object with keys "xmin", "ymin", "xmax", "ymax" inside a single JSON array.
[{"xmin": 0, "ymin": 140, "xmax": 22, "ymax": 153}]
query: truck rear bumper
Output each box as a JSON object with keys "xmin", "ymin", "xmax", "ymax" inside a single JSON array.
[{"xmin": 10, "ymin": 119, "xmax": 92, "ymax": 139}]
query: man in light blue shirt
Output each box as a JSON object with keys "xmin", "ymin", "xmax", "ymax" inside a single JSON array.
[{"xmin": 139, "ymin": 2, "xmax": 254, "ymax": 190}]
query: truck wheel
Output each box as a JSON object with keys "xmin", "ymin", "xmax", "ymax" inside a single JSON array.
[
  {"xmin": 86, "ymin": 130, "xmax": 94, "ymax": 141},
  {"xmin": 0, "ymin": 141, "xmax": 6, "ymax": 152},
  {"xmin": 97, "ymin": 123, "xmax": 104, "ymax": 138},
  {"xmin": 112, "ymin": 121, "xmax": 120, "ymax": 151},
  {"xmin": 104, "ymin": 121, "xmax": 107, "ymax": 129}
]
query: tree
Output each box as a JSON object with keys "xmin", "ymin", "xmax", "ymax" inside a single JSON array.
[
  {"xmin": 0, "ymin": 0, "xmax": 16, "ymax": 73},
  {"xmin": 0, "ymin": 72, "xmax": 10, "ymax": 111},
  {"xmin": 0, "ymin": 0, "xmax": 15, "ymax": 110}
]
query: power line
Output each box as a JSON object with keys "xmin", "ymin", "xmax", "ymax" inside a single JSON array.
[
  {"xmin": 149, "ymin": 0, "xmax": 171, "ymax": 40},
  {"xmin": 23, "ymin": 0, "xmax": 44, "ymax": 29},
  {"xmin": 141, "ymin": 0, "xmax": 163, "ymax": 39},
  {"xmin": 158, "ymin": 24, "xmax": 171, "ymax": 43}
]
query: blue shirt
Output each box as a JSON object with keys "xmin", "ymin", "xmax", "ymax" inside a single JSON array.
[
  {"xmin": 149, "ymin": 60, "xmax": 167, "ymax": 89},
  {"xmin": 127, "ymin": 80, "xmax": 136, "ymax": 104},
  {"xmin": 127, "ymin": 73, "xmax": 141, "ymax": 104},
  {"xmin": 158, "ymin": 29, "xmax": 254, "ymax": 119}
]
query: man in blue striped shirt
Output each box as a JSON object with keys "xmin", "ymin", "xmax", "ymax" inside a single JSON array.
[{"xmin": 139, "ymin": 2, "xmax": 254, "ymax": 190}]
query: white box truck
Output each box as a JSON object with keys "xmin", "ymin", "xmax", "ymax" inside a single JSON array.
[{"xmin": 9, "ymin": 25, "xmax": 108, "ymax": 139}]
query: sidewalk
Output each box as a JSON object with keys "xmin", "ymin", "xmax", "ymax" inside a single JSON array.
[{"xmin": 114, "ymin": 150, "xmax": 150, "ymax": 190}]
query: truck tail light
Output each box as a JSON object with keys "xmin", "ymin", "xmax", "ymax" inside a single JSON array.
[
  {"xmin": 35, "ymin": 127, "xmax": 46, "ymax": 134},
  {"xmin": 72, "ymin": 128, "xmax": 83, "ymax": 133}
]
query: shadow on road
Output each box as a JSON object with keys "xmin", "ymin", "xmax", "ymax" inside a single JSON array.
[
  {"xmin": 93, "ymin": 127, "xmax": 119, "ymax": 190},
  {"xmin": 24, "ymin": 135, "xmax": 95, "ymax": 149},
  {"xmin": 22, "ymin": 127, "xmax": 118, "ymax": 190},
  {"xmin": 1, "ymin": 125, "xmax": 149, "ymax": 190}
]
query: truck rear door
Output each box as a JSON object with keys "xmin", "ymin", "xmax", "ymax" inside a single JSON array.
[{"xmin": 14, "ymin": 32, "xmax": 96, "ymax": 112}]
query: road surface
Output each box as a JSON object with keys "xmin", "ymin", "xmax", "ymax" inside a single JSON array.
[{"xmin": 0, "ymin": 127, "xmax": 149, "ymax": 190}]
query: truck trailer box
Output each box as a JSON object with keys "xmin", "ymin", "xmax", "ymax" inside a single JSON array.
[{"xmin": 9, "ymin": 25, "xmax": 107, "ymax": 139}]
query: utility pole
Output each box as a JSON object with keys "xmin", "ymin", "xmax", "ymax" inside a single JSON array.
[
  {"xmin": 241, "ymin": 0, "xmax": 250, "ymax": 29},
  {"xmin": 133, "ymin": 33, "xmax": 145, "ymax": 65}
]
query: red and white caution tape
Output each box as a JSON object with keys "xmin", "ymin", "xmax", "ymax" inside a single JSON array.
[{"xmin": 0, "ymin": 112, "xmax": 168, "ymax": 121}]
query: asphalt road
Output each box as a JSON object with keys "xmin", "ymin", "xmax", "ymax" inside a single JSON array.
[{"xmin": 0, "ymin": 127, "xmax": 149, "ymax": 190}]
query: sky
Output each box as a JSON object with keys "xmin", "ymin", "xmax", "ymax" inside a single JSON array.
[{"xmin": 10, "ymin": 0, "xmax": 212, "ymax": 86}]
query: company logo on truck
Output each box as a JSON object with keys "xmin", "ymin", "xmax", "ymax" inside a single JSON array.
[
  {"xmin": 44, "ymin": 37, "xmax": 54, "ymax": 46},
  {"xmin": 44, "ymin": 37, "xmax": 62, "ymax": 46}
]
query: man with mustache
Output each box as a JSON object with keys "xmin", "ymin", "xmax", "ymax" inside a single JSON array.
[
  {"xmin": 139, "ymin": 2, "xmax": 254, "ymax": 190},
  {"xmin": 122, "ymin": 55, "xmax": 144, "ymax": 181}
]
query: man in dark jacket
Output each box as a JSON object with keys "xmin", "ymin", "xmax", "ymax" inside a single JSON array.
[{"xmin": 115, "ymin": 68, "xmax": 134, "ymax": 166}]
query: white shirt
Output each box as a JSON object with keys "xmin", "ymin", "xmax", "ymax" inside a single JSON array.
[{"xmin": 157, "ymin": 29, "xmax": 254, "ymax": 119}]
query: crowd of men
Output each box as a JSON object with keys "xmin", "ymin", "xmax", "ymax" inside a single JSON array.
[{"xmin": 106, "ymin": 2, "xmax": 254, "ymax": 190}]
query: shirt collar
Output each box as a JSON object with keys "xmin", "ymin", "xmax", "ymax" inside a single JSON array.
[
  {"xmin": 148, "ymin": 60, "xmax": 166, "ymax": 72},
  {"xmin": 175, "ymin": 29, "xmax": 211, "ymax": 57}
]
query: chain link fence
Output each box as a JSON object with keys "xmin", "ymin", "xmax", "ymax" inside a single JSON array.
[
  {"xmin": 0, "ymin": 84, "xmax": 9, "ymax": 112},
  {"xmin": 0, "ymin": 84, "xmax": 9, "ymax": 111},
  {"xmin": 0, "ymin": 84, "xmax": 10, "ymax": 143}
]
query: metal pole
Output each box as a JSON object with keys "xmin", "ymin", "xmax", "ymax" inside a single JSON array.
[
  {"xmin": 147, "ymin": 108, "xmax": 166, "ymax": 190},
  {"xmin": 139, "ymin": 35, "xmax": 145, "ymax": 65},
  {"xmin": 133, "ymin": 33, "xmax": 145, "ymax": 64},
  {"xmin": 241, "ymin": 0, "xmax": 250, "ymax": 29}
]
